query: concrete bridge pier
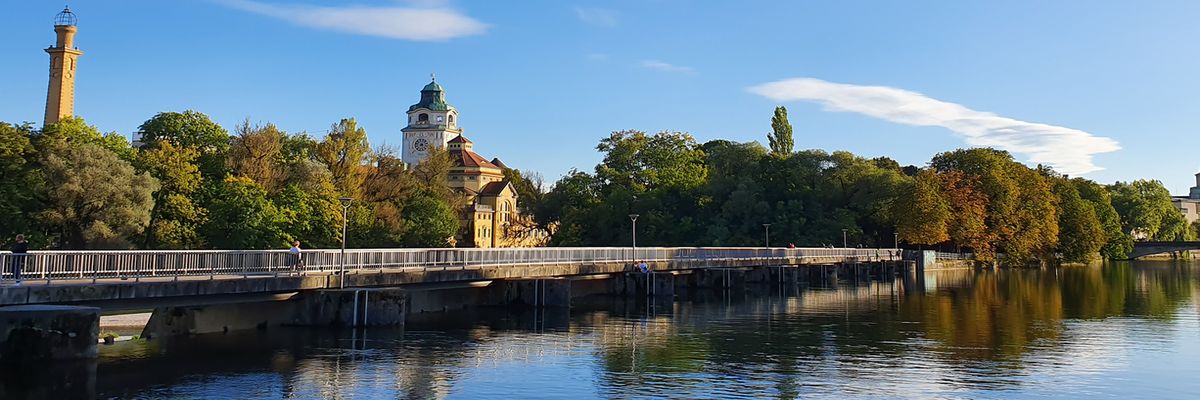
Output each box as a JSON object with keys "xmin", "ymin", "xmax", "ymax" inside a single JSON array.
[
  {"xmin": 0, "ymin": 305, "xmax": 99, "ymax": 362},
  {"xmin": 487, "ymin": 278, "xmax": 571, "ymax": 308},
  {"xmin": 619, "ymin": 272, "xmax": 677, "ymax": 299}
]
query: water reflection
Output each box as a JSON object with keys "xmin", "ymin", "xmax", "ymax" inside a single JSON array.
[{"xmin": 25, "ymin": 261, "xmax": 1200, "ymax": 399}]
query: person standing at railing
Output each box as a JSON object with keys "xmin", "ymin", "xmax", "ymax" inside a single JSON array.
[
  {"xmin": 289, "ymin": 240, "xmax": 304, "ymax": 272},
  {"xmin": 9, "ymin": 234, "xmax": 28, "ymax": 286}
]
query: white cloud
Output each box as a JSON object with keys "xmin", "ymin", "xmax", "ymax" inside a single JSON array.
[
  {"xmin": 748, "ymin": 78, "xmax": 1121, "ymax": 175},
  {"xmin": 640, "ymin": 60, "xmax": 696, "ymax": 75},
  {"xmin": 218, "ymin": 0, "xmax": 487, "ymax": 41},
  {"xmin": 574, "ymin": 7, "xmax": 618, "ymax": 27}
]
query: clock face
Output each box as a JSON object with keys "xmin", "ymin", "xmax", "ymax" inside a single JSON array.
[{"xmin": 413, "ymin": 138, "xmax": 429, "ymax": 152}]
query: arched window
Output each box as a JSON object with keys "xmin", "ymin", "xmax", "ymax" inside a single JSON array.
[
  {"xmin": 448, "ymin": 115, "xmax": 455, "ymax": 125},
  {"xmin": 418, "ymin": 113, "xmax": 429, "ymax": 123}
]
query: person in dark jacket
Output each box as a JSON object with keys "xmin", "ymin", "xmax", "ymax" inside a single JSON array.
[{"xmin": 10, "ymin": 234, "xmax": 28, "ymax": 285}]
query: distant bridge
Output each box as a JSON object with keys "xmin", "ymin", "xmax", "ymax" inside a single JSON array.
[
  {"xmin": 0, "ymin": 247, "xmax": 900, "ymax": 308},
  {"xmin": 1128, "ymin": 241, "xmax": 1200, "ymax": 259}
]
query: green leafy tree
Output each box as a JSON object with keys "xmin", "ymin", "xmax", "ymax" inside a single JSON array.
[
  {"xmin": 1073, "ymin": 178, "xmax": 1132, "ymax": 259},
  {"xmin": 1109, "ymin": 180, "xmax": 1189, "ymax": 241},
  {"xmin": 136, "ymin": 111, "xmax": 231, "ymax": 179},
  {"xmin": 893, "ymin": 169, "xmax": 950, "ymax": 246},
  {"xmin": 272, "ymin": 184, "xmax": 342, "ymax": 249},
  {"xmin": 1052, "ymin": 178, "xmax": 1104, "ymax": 263},
  {"xmin": 315, "ymin": 118, "xmax": 370, "ymax": 198},
  {"xmin": 39, "ymin": 143, "xmax": 158, "ymax": 249},
  {"xmin": 202, "ymin": 176, "xmax": 288, "ymax": 249},
  {"xmin": 137, "ymin": 141, "xmax": 206, "ymax": 249},
  {"xmin": 400, "ymin": 190, "xmax": 459, "ymax": 247},
  {"xmin": 37, "ymin": 117, "xmax": 133, "ymax": 160},
  {"xmin": 767, "ymin": 106, "xmax": 794, "ymax": 157},
  {"xmin": 0, "ymin": 122, "xmax": 39, "ymax": 244}
]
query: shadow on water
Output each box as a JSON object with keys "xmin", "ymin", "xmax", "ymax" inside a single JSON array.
[{"xmin": 5, "ymin": 260, "xmax": 1195, "ymax": 399}]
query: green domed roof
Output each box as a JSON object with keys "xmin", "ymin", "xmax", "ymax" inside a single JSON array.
[
  {"xmin": 409, "ymin": 79, "xmax": 453, "ymax": 112},
  {"xmin": 422, "ymin": 81, "xmax": 444, "ymax": 92}
]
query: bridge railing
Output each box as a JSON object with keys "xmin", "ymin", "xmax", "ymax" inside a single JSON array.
[{"xmin": 0, "ymin": 247, "xmax": 899, "ymax": 283}]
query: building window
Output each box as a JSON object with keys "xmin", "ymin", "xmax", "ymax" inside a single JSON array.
[
  {"xmin": 436, "ymin": 115, "xmax": 444, "ymax": 123},
  {"xmin": 449, "ymin": 115, "xmax": 455, "ymax": 125},
  {"xmin": 418, "ymin": 113, "xmax": 429, "ymax": 123}
]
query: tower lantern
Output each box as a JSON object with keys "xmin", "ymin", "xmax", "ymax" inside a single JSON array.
[{"xmin": 44, "ymin": 6, "xmax": 83, "ymax": 126}]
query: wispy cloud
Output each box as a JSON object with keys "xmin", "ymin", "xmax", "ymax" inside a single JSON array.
[
  {"xmin": 748, "ymin": 78, "xmax": 1120, "ymax": 175},
  {"xmin": 640, "ymin": 60, "xmax": 696, "ymax": 75},
  {"xmin": 218, "ymin": 0, "xmax": 487, "ymax": 41},
  {"xmin": 574, "ymin": 7, "xmax": 618, "ymax": 27}
]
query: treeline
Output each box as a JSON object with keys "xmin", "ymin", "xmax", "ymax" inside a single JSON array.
[
  {"xmin": 0, "ymin": 112, "xmax": 541, "ymax": 250},
  {"xmin": 532, "ymin": 107, "xmax": 1198, "ymax": 265}
]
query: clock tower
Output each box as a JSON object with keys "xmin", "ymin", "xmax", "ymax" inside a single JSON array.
[
  {"xmin": 44, "ymin": 7, "xmax": 83, "ymax": 127},
  {"xmin": 402, "ymin": 75, "xmax": 462, "ymax": 166}
]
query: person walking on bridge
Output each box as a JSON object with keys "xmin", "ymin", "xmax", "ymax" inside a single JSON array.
[
  {"xmin": 289, "ymin": 240, "xmax": 304, "ymax": 273},
  {"xmin": 9, "ymin": 234, "xmax": 28, "ymax": 286}
]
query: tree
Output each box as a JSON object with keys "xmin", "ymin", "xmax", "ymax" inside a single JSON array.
[
  {"xmin": 0, "ymin": 122, "xmax": 38, "ymax": 245},
  {"xmin": 1109, "ymin": 180, "xmax": 1188, "ymax": 240},
  {"xmin": 400, "ymin": 190, "xmax": 459, "ymax": 247},
  {"xmin": 893, "ymin": 169, "xmax": 950, "ymax": 246},
  {"xmin": 1052, "ymin": 178, "xmax": 1104, "ymax": 263},
  {"xmin": 202, "ymin": 176, "xmax": 288, "ymax": 249},
  {"xmin": 136, "ymin": 111, "xmax": 231, "ymax": 179},
  {"xmin": 272, "ymin": 183, "xmax": 342, "ymax": 249},
  {"xmin": 930, "ymin": 148, "xmax": 1057, "ymax": 265},
  {"xmin": 767, "ymin": 106, "xmax": 794, "ymax": 156},
  {"xmin": 503, "ymin": 168, "xmax": 545, "ymax": 216},
  {"xmin": 138, "ymin": 141, "xmax": 206, "ymax": 249},
  {"xmin": 315, "ymin": 118, "xmax": 370, "ymax": 198},
  {"xmin": 1073, "ymin": 178, "xmax": 1132, "ymax": 259},
  {"xmin": 228, "ymin": 120, "xmax": 285, "ymax": 192},
  {"xmin": 39, "ymin": 143, "xmax": 158, "ymax": 249},
  {"xmin": 37, "ymin": 117, "xmax": 133, "ymax": 160}
]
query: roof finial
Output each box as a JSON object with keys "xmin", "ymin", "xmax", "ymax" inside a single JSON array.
[{"xmin": 431, "ymin": 72, "xmax": 436, "ymax": 82}]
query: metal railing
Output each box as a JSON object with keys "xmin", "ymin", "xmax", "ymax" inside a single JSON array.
[
  {"xmin": 935, "ymin": 252, "xmax": 975, "ymax": 261},
  {"xmin": 0, "ymin": 247, "xmax": 899, "ymax": 284}
]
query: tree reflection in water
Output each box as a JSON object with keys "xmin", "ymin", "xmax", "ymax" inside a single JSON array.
[{"xmin": 72, "ymin": 261, "xmax": 1200, "ymax": 399}]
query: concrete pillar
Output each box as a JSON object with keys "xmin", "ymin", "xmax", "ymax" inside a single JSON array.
[
  {"xmin": 142, "ymin": 300, "xmax": 297, "ymax": 339},
  {"xmin": 0, "ymin": 305, "xmax": 98, "ymax": 361},
  {"xmin": 293, "ymin": 288, "xmax": 407, "ymax": 328},
  {"xmin": 489, "ymin": 278, "xmax": 571, "ymax": 308},
  {"xmin": 629, "ymin": 272, "xmax": 675, "ymax": 298}
]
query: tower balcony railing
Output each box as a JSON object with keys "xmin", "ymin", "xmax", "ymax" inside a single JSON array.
[{"xmin": 0, "ymin": 247, "xmax": 902, "ymax": 284}]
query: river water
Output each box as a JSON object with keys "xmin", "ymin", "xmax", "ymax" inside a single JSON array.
[{"xmin": 33, "ymin": 261, "xmax": 1200, "ymax": 398}]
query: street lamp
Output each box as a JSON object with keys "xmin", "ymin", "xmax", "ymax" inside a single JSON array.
[
  {"xmin": 339, "ymin": 197, "xmax": 353, "ymax": 289},
  {"xmin": 893, "ymin": 232, "xmax": 899, "ymax": 249},
  {"xmin": 762, "ymin": 223, "xmax": 771, "ymax": 248},
  {"xmin": 629, "ymin": 214, "xmax": 639, "ymax": 262},
  {"xmin": 842, "ymin": 229, "xmax": 848, "ymax": 248}
]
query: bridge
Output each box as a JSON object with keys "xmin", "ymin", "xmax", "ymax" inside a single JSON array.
[
  {"xmin": 1128, "ymin": 241, "xmax": 1200, "ymax": 259},
  {"xmin": 0, "ymin": 247, "xmax": 901, "ymax": 361}
]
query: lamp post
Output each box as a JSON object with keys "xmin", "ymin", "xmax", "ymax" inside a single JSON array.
[
  {"xmin": 628, "ymin": 214, "xmax": 639, "ymax": 259},
  {"xmin": 842, "ymin": 229, "xmax": 848, "ymax": 248},
  {"xmin": 893, "ymin": 232, "xmax": 899, "ymax": 249},
  {"xmin": 339, "ymin": 197, "xmax": 353, "ymax": 289},
  {"xmin": 762, "ymin": 223, "xmax": 771, "ymax": 248}
]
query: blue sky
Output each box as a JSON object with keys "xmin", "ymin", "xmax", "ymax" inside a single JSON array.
[{"xmin": 2, "ymin": 1, "xmax": 1199, "ymax": 192}]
